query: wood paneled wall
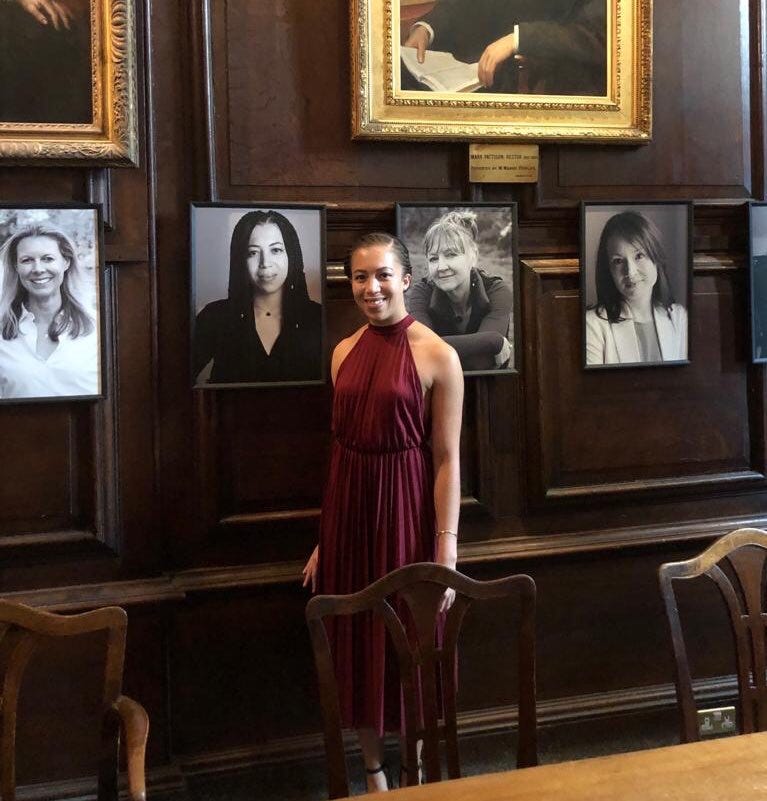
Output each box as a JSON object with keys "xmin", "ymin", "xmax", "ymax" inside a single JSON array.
[{"xmin": 0, "ymin": 0, "xmax": 765, "ymax": 794}]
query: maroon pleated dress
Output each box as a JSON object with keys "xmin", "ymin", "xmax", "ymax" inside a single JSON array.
[{"xmin": 318, "ymin": 314, "xmax": 435, "ymax": 734}]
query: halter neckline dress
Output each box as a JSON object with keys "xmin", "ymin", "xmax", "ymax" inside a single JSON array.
[{"xmin": 318, "ymin": 314, "xmax": 435, "ymax": 733}]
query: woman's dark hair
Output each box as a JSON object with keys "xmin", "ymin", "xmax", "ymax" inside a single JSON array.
[
  {"xmin": 0, "ymin": 224, "xmax": 95, "ymax": 341},
  {"xmin": 593, "ymin": 210, "xmax": 675, "ymax": 324},
  {"xmin": 343, "ymin": 232, "xmax": 412, "ymax": 279},
  {"xmin": 228, "ymin": 210, "xmax": 313, "ymax": 329}
]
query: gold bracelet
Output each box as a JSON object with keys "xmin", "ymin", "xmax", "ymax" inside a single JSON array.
[{"xmin": 436, "ymin": 529, "xmax": 457, "ymax": 539}]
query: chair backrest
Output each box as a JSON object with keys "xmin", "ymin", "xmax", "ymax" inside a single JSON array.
[
  {"xmin": 658, "ymin": 527, "xmax": 767, "ymax": 743},
  {"xmin": 0, "ymin": 601, "xmax": 148, "ymax": 801},
  {"xmin": 306, "ymin": 562, "xmax": 537, "ymax": 799}
]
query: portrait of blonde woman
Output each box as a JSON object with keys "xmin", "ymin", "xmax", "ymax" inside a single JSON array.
[
  {"xmin": 582, "ymin": 203, "xmax": 692, "ymax": 369},
  {"xmin": 0, "ymin": 207, "xmax": 102, "ymax": 402},
  {"xmin": 397, "ymin": 204, "xmax": 517, "ymax": 374}
]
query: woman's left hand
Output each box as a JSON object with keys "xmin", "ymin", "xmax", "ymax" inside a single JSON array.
[
  {"xmin": 494, "ymin": 336, "xmax": 512, "ymax": 368},
  {"xmin": 439, "ymin": 587, "xmax": 456, "ymax": 614}
]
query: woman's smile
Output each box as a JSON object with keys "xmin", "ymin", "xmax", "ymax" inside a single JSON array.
[
  {"xmin": 427, "ymin": 245, "xmax": 472, "ymax": 294},
  {"xmin": 606, "ymin": 235, "xmax": 657, "ymax": 303},
  {"xmin": 247, "ymin": 222, "xmax": 289, "ymax": 295},
  {"xmin": 15, "ymin": 235, "xmax": 70, "ymax": 299},
  {"xmin": 350, "ymin": 244, "xmax": 411, "ymax": 325}
]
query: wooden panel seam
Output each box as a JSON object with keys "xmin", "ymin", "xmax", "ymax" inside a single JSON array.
[{"xmin": 546, "ymin": 470, "xmax": 766, "ymax": 499}]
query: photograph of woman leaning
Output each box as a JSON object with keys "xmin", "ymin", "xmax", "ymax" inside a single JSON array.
[{"xmin": 398, "ymin": 205, "xmax": 516, "ymax": 374}]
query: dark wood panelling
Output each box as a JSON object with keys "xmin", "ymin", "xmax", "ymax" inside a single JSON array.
[
  {"xmin": 170, "ymin": 589, "xmax": 320, "ymax": 756},
  {"xmin": 0, "ymin": 404, "xmax": 92, "ymax": 536},
  {"xmin": 6, "ymin": 0, "xmax": 767, "ymax": 795},
  {"xmin": 206, "ymin": 0, "xmax": 462, "ymax": 201},
  {"xmin": 538, "ymin": 0, "xmax": 755, "ymax": 205},
  {"xmin": 206, "ymin": 387, "xmax": 332, "ymax": 517},
  {"xmin": 523, "ymin": 262, "xmax": 764, "ymax": 507}
]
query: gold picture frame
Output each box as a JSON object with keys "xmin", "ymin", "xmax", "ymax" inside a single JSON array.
[
  {"xmin": 351, "ymin": 0, "xmax": 652, "ymax": 143},
  {"xmin": 0, "ymin": 0, "xmax": 138, "ymax": 166}
]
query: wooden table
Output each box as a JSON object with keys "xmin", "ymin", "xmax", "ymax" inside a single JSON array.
[{"xmin": 362, "ymin": 732, "xmax": 767, "ymax": 800}]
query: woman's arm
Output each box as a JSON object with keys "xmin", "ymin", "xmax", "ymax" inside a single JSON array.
[
  {"xmin": 405, "ymin": 280, "xmax": 435, "ymax": 328},
  {"xmin": 430, "ymin": 343, "xmax": 464, "ymax": 570},
  {"xmin": 444, "ymin": 276, "xmax": 514, "ymax": 369}
]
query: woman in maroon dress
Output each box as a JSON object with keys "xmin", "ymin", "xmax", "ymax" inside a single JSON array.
[{"xmin": 303, "ymin": 232, "xmax": 463, "ymax": 792}]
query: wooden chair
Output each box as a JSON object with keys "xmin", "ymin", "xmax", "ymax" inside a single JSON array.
[
  {"xmin": 658, "ymin": 527, "xmax": 767, "ymax": 743},
  {"xmin": 0, "ymin": 601, "xmax": 149, "ymax": 801},
  {"xmin": 306, "ymin": 562, "xmax": 537, "ymax": 798}
]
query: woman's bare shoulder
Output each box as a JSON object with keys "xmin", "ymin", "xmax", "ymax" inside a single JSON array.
[
  {"xmin": 408, "ymin": 319, "xmax": 452, "ymax": 354},
  {"xmin": 407, "ymin": 320, "xmax": 461, "ymax": 380},
  {"xmin": 330, "ymin": 324, "xmax": 368, "ymax": 381}
]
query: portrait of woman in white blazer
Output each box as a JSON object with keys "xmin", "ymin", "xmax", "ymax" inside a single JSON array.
[{"xmin": 583, "ymin": 204, "xmax": 691, "ymax": 368}]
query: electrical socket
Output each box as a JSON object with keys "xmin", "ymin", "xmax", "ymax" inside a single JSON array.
[{"xmin": 697, "ymin": 706, "xmax": 737, "ymax": 737}]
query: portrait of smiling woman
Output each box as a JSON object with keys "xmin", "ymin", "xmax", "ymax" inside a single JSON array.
[
  {"xmin": 0, "ymin": 207, "xmax": 102, "ymax": 402},
  {"xmin": 397, "ymin": 203, "xmax": 517, "ymax": 374},
  {"xmin": 191, "ymin": 204, "xmax": 326, "ymax": 387},
  {"xmin": 582, "ymin": 202, "xmax": 692, "ymax": 369}
]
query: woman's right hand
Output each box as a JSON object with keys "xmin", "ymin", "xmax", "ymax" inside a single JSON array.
[
  {"xmin": 302, "ymin": 545, "xmax": 319, "ymax": 592},
  {"xmin": 18, "ymin": 0, "xmax": 73, "ymax": 29}
]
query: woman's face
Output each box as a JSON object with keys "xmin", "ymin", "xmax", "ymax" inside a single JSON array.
[
  {"xmin": 246, "ymin": 222, "xmax": 289, "ymax": 295},
  {"xmin": 606, "ymin": 235, "xmax": 657, "ymax": 304},
  {"xmin": 15, "ymin": 235, "xmax": 70, "ymax": 300},
  {"xmin": 350, "ymin": 244, "xmax": 410, "ymax": 326},
  {"xmin": 426, "ymin": 236, "xmax": 474, "ymax": 294}
]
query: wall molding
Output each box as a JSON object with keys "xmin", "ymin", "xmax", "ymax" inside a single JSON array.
[
  {"xmin": 523, "ymin": 253, "xmax": 744, "ymax": 278},
  {"xmin": 459, "ymin": 514, "xmax": 767, "ymax": 563},
  {"xmin": 545, "ymin": 470, "xmax": 766, "ymax": 501},
  {"xmin": 3, "ymin": 577, "xmax": 184, "ymax": 612},
  {"xmin": 4, "ymin": 514, "xmax": 767, "ymax": 606}
]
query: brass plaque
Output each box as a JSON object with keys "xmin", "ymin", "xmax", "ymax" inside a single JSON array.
[{"xmin": 469, "ymin": 144, "xmax": 539, "ymax": 183}]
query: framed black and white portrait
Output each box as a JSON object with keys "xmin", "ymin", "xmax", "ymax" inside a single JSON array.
[
  {"xmin": 0, "ymin": 204, "xmax": 104, "ymax": 403},
  {"xmin": 581, "ymin": 201, "xmax": 693, "ymax": 370},
  {"xmin": 396, "ymin": 202, "xmax": 518, "ymax": 375},
  {"xmin": 749, "ymin": 203, "xmax": 767, "ymax": 364},
  {"xmin": 191, "ymin": 203, "xmax": 327, "ymax": 388}
]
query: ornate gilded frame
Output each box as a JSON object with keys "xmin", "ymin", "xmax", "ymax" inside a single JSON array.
[
  {"xmin": 0, "ymin": 0, "xmax": 138, "ymax": 166},
  {"xmin": 351, "ymin": 0, "xmax": 652, "ymax": 142}
]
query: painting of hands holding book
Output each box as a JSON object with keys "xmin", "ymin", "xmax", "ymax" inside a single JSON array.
[
  {"xmin": 399, "ymin": 0, "xmax": 607, "ymax": 96},
  {"xmin": 400, "ymin": 47, "xmax": 481, "ymax": 93},
  {"xmin": 351, "ymin": 0, "xmax": 650, "ymax": 142}
]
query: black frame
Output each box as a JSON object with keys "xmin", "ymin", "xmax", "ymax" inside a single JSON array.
[
  {"xmin": 190, "ymin": 202, "xmax": 327, "ymax": 389},
  {"xmin": 749, "ymin": 202, "xmax": 767, "ymax": 364},
  {"xmin": 395, "ymin": 201, "xmax": 520, "ymax": 376},
  {"xmin": 0, "ymin": 203, "xmax": 105, "ymax": 405},
  {"xmin": 580, "ymin": 200, "xmax": 694, "ymax": 370}
]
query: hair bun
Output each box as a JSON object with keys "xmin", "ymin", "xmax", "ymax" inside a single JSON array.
[{"xmin": 440, "ymin": 209, "xmax": 478, "ymax": 240}]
